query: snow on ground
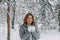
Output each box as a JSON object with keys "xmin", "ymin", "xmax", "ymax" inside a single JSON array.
[
  {"xmin": 0, "ymin": 23, "xmax": 7, "ymax": 40},
  {"xmin": 10, "ymin": 24, "xmax": 21, "ymax": 40},
  {"xmin": 39, "ymin": 30, "xmax": 60, "ymax": 40}
]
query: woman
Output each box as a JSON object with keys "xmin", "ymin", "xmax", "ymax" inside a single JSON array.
[{"xmin": 19, "ymin": 13, "xmax": 40, "ymax": 40}]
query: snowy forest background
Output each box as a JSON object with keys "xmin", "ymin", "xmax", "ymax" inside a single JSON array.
[{"xmin": 0, "ymin": 0, "xmax": 60, "ymax": 40}]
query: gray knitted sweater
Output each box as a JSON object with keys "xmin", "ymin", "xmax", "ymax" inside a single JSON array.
[{"xmin": 19, "ymin": 24, "xmax": 40, "ymax": 40}]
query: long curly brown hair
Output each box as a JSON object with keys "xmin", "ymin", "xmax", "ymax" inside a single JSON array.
[{"xmin": 23, "ymin": 13, "xmax": 35, "ymax": 25}]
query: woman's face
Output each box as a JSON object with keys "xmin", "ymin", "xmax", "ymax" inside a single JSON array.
[{"xmin": 27, "ymin": 15, "xmax": 33, "ymax": 25}]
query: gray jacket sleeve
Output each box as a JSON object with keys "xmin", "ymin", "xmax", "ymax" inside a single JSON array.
[
  {"xmin": 19, "ymin": 25, "xmax": 30, "ymax": 40},
  {"xmin": 32, "ymin": 26, "xmax": 40, "ymax": 39}
]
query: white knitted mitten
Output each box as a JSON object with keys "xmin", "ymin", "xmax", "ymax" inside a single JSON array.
[{"xmin": 28, "ymin": 26, "xmax": 35, "ymax": 32}]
